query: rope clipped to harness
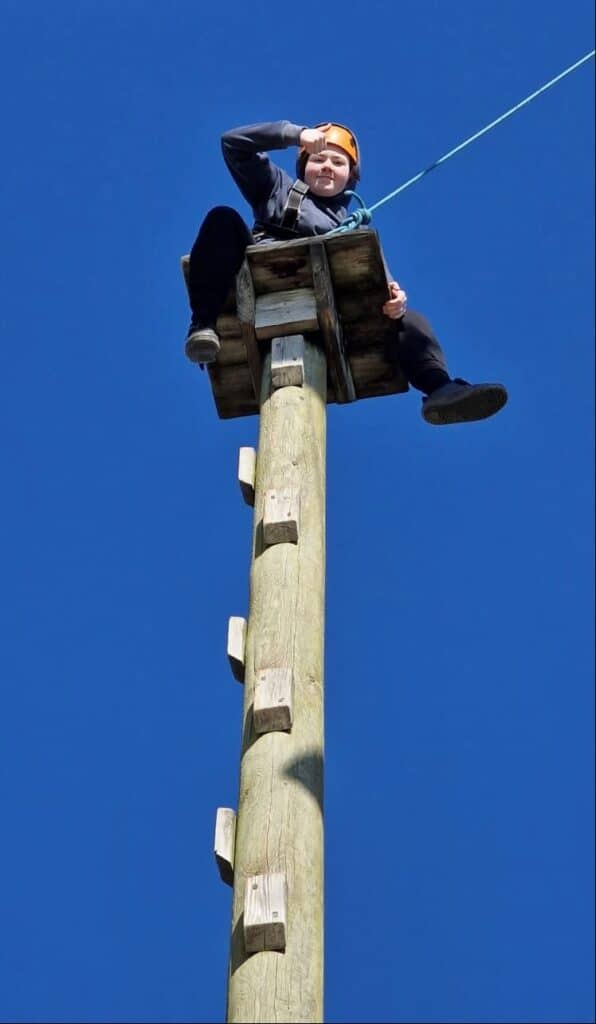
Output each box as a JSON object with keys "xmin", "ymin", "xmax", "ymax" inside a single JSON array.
[
  {"xmin": 332, "ymin": 190, "xmax": 373, "ymax": 234},
  {"xmin": 328, "ymin": 49, "xmax": 594, "ymax": 237}
]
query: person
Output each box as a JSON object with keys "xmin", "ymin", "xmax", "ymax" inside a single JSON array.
[{"xmin": 184, "ymin": 120, "xmax": 507, "ymax": 425}]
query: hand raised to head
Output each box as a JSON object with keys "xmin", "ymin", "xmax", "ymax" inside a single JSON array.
[{"xmin": 299, "ymin": 128, "xmax": 328, "ymax": 154}]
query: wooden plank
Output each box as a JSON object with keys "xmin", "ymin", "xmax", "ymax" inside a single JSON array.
[
  {"xmin": 263, "ymin": 488, "xmax": 299, "ymax": 546},
  {"xmin": 255, "ymin": 288, "xmax": 318, "ymax": 341},
  {"xmin": 208, "ymin": 334, "xmax": 245, "ymax": 367},
  {"xmin": 244, "ymin": 873, "xmax": 288, "ymax": 953},
  {"xmin": 207, "ymin": 362, "xmax": 257, "ymax": 420},
  {"xmin": 181, "ymin": 231, "xmax": 409, "ymax": 421},
  {"xmin": 310, "ymin": 241, "xmax": 356, "ymax": 404},
  {"xmin": 214, "ymin": 807, "xmax": 236, "ymax": 887},
  {"xmin": 253, "ymin": 667, "xmax": 293, "ymax": 733},
  {"xmin": 205, "ymin": 341, "xmax": 406, "ymax": 419},
  {"xmin": 271, "ymin": 335, "xmax": 305, "ymax": 389},
  {"xmin": 245, "ymin": 231, "xmax": 383, "ymax": 295},
  {"xmin": 247, "ymin": 242, "xmax": 312, "ymax": 294},
  {"xmin": 227, "ymin": 616, "xmax": 247, "ymax": 683},
  {"xmin": 236, "ymin": 260, "xmax": 263, "ymax": 403},
  {"xmin": 238, "ymin": 447, "xmax": 256, "ymax": 506},
  {"xmin": 257, "ymin": 286, "xmax": 321, "ymax": 342}
]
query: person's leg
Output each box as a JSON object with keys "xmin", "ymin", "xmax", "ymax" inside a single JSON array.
[
  {"xmin": 395, "ymin": 310, "xmax": 508, "ymax": 424},
  {"xmin": 186, "ymin": 206, "xmax": 254, "ymax": 363},
  {"xmin": 394, "ymin": 310, "xmax": 451, "ymax": 395}
]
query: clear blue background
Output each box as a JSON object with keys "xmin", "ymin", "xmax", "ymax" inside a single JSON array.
[{"xmin": 1, "ymin": 2, "xmax": 594, "ymax": 1022}]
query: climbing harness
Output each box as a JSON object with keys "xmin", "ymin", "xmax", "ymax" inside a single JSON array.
[
  {"xmin": 280, "ymin": 179, "xmax": 310, "ymax": 233},
  {"xmin": 253, "ymin": 179, "xmax": 310, "ymax": 241},
  {"xmin": 330, "ymin": 49, "xmax": 595, "ymax": 235}
]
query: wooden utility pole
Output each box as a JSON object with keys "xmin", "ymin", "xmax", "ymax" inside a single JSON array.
[
  {"xmin": 227, "ymin": 338, "xmax": 327, "ymax": 1022},
  {"xmin": 183, "ymin": 229, "xmax": 407, "ymax": 1023}
]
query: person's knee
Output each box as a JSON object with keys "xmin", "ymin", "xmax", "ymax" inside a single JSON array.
[
  {"xmin": 203, "ymin": 205, "xmax": 245, "ymax": 229},
  {"xmin": 401, "ymin": 309, "xmax": 433, "ymax": 336},
  {"xmin": 197, "ymin": 207, "xmax": 252, "ymax": 251}
]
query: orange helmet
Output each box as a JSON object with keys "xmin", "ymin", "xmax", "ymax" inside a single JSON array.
[{"xmin": 297, "ymin": 122, "xmax": 361, "ymax": 184}]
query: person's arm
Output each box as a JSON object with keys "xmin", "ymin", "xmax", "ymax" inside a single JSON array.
[{"xmin": 221, "ymin": 121, "xmax": 306, "ymax": 206}]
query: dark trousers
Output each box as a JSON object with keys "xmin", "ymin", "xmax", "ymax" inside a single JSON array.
[{"xmin": 188, "ymin": 206, "xmax": 451, "ymax": 395}]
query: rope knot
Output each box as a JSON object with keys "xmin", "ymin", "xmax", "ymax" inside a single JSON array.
[
  {"xmin": 346, "ymin": 208, "xmax": 372, "ymax": 229},
  {"xmin": 335, "ymin": 190, "xmax": 373, "ymax": 233}
]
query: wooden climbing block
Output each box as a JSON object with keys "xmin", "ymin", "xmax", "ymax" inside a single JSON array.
[
  {"xmin": 237, "ymin": 447, "xmax": 256, "ymax": 506},
  {"xmin": 253, "ymin": 667, "xmax": 293, "ymax": 733},
  {"xmin": 244, "ymin": 872, "xmax": 288, "ymax": 953},
  {"xmin": 227, "ymin": 617, "xmax": 247, "ymax": 683},
  {"xmin": 214, "ymin": 807, "xmax": 236, "ymax": 887},
  {"xmin": 263, "ymin": 489, "xmax": 299, "ymax": 546},
  {"xmin": 271, "ymin": 335, "xmax": 305, "ymax": 389},
  {"xmin": 255, "ymin": 288, "xmax": 318, "ymax": 341}
]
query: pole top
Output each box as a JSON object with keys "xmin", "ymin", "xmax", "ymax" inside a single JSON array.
[{"xmin": 181, "ymin": 229, "xmax": 409, "ymax": 419}]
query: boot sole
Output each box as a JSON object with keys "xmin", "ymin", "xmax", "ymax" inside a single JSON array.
[
  {"xmin": 185, "ymin": 337, "xmax": 220, "ymax": 365},
  {"xmin": 423, "ymin": 384, "xmax": 508, "ymax": 425}
]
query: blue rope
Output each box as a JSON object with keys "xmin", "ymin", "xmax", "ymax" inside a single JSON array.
[
  {"xmin": 335, "ymin": 190, "xmax": 373, "ymax": 232},
  {"xmin": 330, "ymin": 48, "xmax": 595, "ymax": 235}
]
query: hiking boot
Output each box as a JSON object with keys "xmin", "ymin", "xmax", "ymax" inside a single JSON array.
[
  {"xmin": 185, "ymin": 325, "xmax": 221, "ymax": 365},
  {"xmin": 422, "ymin": 378, "xmax": 508, "ymax": 425}
]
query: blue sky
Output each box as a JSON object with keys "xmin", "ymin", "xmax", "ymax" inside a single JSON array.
[{"xmin": 1, "ymin": 2, "xmax": 594, "ymax": 1022}]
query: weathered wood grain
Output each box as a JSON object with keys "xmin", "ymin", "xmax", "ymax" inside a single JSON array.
[
  {"xmin": 310, "ymin": 241, "xmax": 356, "ymax": 403},
  {"xmin": 253, "ymin": 667, "xmax": 294, "ymax": 733},
  {"xmin": 255, "ymin": 288, "xmax": 318, "ymax": 341},
  {"xmin": 263, "ymin": 488, "xmax": 300, "ymax": 546},
  {"xmin": 180, "ymin": 230, "xmax": 409, "ymax": 420},
  {"xmin": 214, "ymin": 808, "xmax": 236, "ymax": 887},
  {"xmin": 226, "ymin": 341, "xmax": 326, "ymax": 1022},
  {"xmin": 237, "ymin": 447, "xmax": 256, "ymax": 506},
  {"xmin": 236, "ymin": 260, "xmax": 263, "ymax": 402},
  {"xmin": 271, "ymin": 335, "xmax": 305, "ymax": 389},
  {"xmin": 227, "ymin": 617, "xmax": 247, "ymax": 683},
  {"xmin": 243, "ymin": 873, "xmax": 288, "ymax": 953}
]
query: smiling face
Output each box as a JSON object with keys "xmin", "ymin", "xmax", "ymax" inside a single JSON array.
[{"xmin": 303, "ymin": 143, "xmax": 352, "ymax": 197}]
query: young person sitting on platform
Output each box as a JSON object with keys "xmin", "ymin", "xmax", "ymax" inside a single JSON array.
[{"xmin": 185, "ymin": 121, "xmax": 507, "ymax": 425}]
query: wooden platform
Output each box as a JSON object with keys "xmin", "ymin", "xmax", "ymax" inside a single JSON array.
[{"xmin": 181, "ymin": 228, "xmax": 409, "ymax": 419}]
